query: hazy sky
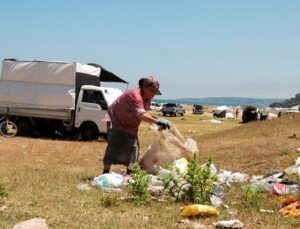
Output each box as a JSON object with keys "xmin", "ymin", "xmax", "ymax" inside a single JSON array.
[{"xmin": 1, "ymin": 0, "xmax": 299, "ymax": 99}]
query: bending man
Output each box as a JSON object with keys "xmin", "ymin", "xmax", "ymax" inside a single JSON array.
[{"xmin": 102, "ymin": 76, "xmax": 170, "ymax": 174}]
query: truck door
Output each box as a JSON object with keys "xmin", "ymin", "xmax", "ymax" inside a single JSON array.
[{"xmin": 75, "ymin": 89, "xmax": 108, "ymax": 133}]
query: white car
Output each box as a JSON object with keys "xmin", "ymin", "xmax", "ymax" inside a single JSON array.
[{"xmin": 149, "ymin": 102, "xmax": 162, "ymax": 111}]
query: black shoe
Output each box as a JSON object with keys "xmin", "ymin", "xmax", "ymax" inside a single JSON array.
[
  {"xmin": 103, "ymin": 169, "xmax": 110, "ymax": 174},
  {"xmin": 126, "ymin": 168, "xmax": 132, "ymax": 175}
]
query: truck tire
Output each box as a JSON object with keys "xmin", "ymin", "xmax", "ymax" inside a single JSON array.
[
  {"xmin": 0, "ymin": 120, "xmax": 18, "ymax": 137},
  {"xmin": 80, "ymin": 122, "xmax": 99, "ymax": 141},
  {"xmin": 17, "ymin": 120, "xmax": 33, "ymax": 136},
  {"xmin": 163, "ymin": 112, "xmax": 166, "ymax": 116}
]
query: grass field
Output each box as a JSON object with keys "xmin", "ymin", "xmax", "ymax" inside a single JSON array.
[{"xmin": 1, "ymin": 111, "xmax": 300, "ymax": 228}]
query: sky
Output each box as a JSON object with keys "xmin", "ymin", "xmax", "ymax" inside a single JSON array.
[{"xmin": 0, "ymin": 0, "xmax": 299, "ymax": 99}]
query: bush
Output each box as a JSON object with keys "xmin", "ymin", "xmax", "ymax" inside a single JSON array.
[
  {"xmin": 183, "ymin": 155, "xmax": 217, "ymax": 203},
  {"xmin": 161, "ymin": 153, "xmax": 217, "ymax": 204},
  {"xmin": 241, "ymin": 186, "xmax": 262, "ymax": 210},
  {"xmin": 127, "ymin": 163, "xmax": 151, "ymax": 205},
  {"xmin": 100, "ymin": 195, "xmax": 120, "ymax": 207}
]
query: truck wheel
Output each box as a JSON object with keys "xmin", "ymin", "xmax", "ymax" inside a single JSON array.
[
  {"xmin": 163, "ymin": 112, "xmax": 166, "ymax": 116},
  {"xmin": 17, "ymin": 120, "xmax": 33, "ymax": 136},
  {"xmin": 80, "ymin": 123, "xmax": 99, "ymax": 141},
  {"xmin": 173, "ymin": 112, "xmax": 177, "ymax": 117}
]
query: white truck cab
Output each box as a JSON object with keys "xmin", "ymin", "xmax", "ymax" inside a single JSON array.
[{"xmin": 75, "ymin": 86, "xmax": 122, "ymax": 137}]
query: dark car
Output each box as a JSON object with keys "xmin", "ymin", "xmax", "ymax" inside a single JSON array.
[{"xmin": 192, "ymin": 104, "xmax": 204, "ymax": 114}]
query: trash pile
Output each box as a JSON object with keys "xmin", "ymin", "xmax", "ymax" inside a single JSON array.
[
  {"xmin": 77, "ymin": 153, "xmax": 300, "ymax": 228},
  {"xmin": 77, "ymin": 122, "xmax": 300, "ymax": 228}
]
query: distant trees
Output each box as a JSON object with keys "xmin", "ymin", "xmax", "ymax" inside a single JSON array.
[{"xmin": 270, "ymin": 93, "xmax": 300, "ymax": 108}]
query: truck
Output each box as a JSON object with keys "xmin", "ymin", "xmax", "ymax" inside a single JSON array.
[
  {"xmin": 161, "ymin": 103, "xmax": 185, "ymax": 116},
  {"xmin": 192, "ymin": 104, "xmax": 204, "ymax": 114},
  {"xmin": 0, "ymin": 59, "xmax": 128, "ymax": 140}
]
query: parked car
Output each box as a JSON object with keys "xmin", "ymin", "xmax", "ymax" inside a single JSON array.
[
  {"xmin": 161, "ymin": 103, "xmax": 185, "ymax": 116},
  {"xmin": 192, "ymin": 104, "xmax": 204, "ymax": 114},
  {"xmin": 149, "ymin": 102, "xmax": 162, "ymax": 111}
]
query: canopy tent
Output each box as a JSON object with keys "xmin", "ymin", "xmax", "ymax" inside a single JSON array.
[
  {"xmin": 213, "ymin": 106, "xmax": 235, "ymax": 119},
  {"xmin": 87, "ymin": 63, "xmax": 128, "ymax": 84}
]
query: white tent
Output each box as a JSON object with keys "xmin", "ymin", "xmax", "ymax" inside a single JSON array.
[{"xmin": 213, "ymin": 106, "xmax": 235, "ymax": 119}]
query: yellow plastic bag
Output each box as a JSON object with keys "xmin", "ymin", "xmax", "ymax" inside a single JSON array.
[
  {"xmin": 181, "ymin": 204, "xmax": 219, "ymax": 217},
  {"xmin": 279, "ymin": 201, "xmax": 300, "ymax": 218}
]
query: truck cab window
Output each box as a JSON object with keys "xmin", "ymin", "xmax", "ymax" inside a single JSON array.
[{"xmin": 82, "ymin": 90, "xmax": 108, "ymax": 110}]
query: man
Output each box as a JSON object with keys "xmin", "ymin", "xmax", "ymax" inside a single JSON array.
[{"xmin": 102, "ymin": 76, "xmax": 170, "ymax": 174}]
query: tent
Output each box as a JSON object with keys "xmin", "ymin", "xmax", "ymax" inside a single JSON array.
[
  {"xmin": 213, "ymin": 106, "xmax": 235, "ymax": 119},
  {"xmin": 87, "ymin": 63, "xmax": 128, "ymax": 83}
]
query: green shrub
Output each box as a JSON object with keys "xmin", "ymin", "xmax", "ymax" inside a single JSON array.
[
  {"xmin": 127, "ymin": 163, "xmax": 151, "ymax": 205},
  {"xmin": 183, "ymin": 155, "xmax": 216, "ymax": 203},
  {"xmin": 161, "ymin": 153, "xmax": 217, "ymax": 204},
  {"xmin": 241, "ymin": 186, "xmax": 262, "ymax": 210},
  {"xmin": 100, "ymin": 195, "xmax": 120, "ymax": 208}
]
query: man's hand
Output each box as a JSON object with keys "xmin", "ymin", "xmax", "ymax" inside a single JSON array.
[{"xmin": 157, "ymin": 119, "xmax": 170, "ymax": 130}]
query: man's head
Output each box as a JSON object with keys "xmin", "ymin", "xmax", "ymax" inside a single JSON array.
[
  {"xmin": 138, "ymin": 76, "xmax": 161, "ymax": 95},
  {"xmin": 138, "ymin": 76, "xmax": 161, "ymax": 101}
]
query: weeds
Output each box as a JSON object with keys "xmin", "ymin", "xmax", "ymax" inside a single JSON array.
[
  {"xmin": 184, "ymin": 155, "xmax": 216, "ymax": 203},
  {"xmin": 0, "ymin": 183, "xmax": 7, "ymax": 197},
  {"xmin": 127, "ymin": 163, "xmax": 151, "ymax": 205},
  {"xmin": 100, "ymin": 195, "xmax": 120, "ymax": 207},
  {"xmin": 241, "ymin": 186, "xmax": 262, "ymax": 210},
  {"xmin": 161, "ymin": 153, "xmax": 217, "ymax": 204},
  {"xmin": 297, "ymin": 174, "xmax": 300, "ymax": 184},
  {"xmin": 280, "ymin": 148, "xmax": 290, "ymax": 156}
]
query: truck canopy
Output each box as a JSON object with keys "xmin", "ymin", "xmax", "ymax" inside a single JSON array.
[{"xmin": 0, "ymin": 59, "xmax": 127, "ymax": 110}]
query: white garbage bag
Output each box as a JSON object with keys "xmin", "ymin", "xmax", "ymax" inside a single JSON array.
[
  {"xmin": 139, "ymin": 122, "xmax": 198, "ymax": 173},
  {"xmin": 93, "ymin": 173, "xmax": 124, "ymax": 189}
]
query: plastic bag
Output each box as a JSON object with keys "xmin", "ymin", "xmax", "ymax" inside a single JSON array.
[
  {"xmin": 173, "ymin": 158, "xmax": 189, "ymax": 174},
  {"xmin": 272, "ymin": 183, "xmax": 299, "ymax": 195},
  {"xmin": 279, "ymin": 201, "xmax": 300, "ymax": 218},
  {"xmin": 213, "ymin": 219, "xmax": 244, "ymax": 228},
  {"xmin": 279, "ymin": 195, "xmax": 296, "ymax": 206},
  {"xmin": 93, "ymin": 173, "xmax": 123, "ymax": 189},
  {"xmin": 139, "ymin": 122, "xmax": 198, "ymax": 173},
  {"xmin": 181, "ymin": 204, "xmax": 219, "ymax": 217},
  {"xmin": 217, "ymin": 170, "xmax": 249, "ymax": 185},
  {"xmin": 284, "ymin": 156, "xmax": 300, "ymax": 175}
]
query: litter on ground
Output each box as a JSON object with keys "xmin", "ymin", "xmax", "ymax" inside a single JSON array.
[
  {"xmin": 139, "ymin": 122, "xmax": 198, "ymax": 173},
  {"xmin": 181, "ymin": 204, "xmax": 219, "ymax": 217}
]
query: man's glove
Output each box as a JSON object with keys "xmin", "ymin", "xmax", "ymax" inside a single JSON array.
[{"xmin": 157, "ymin": 119, "xmax": 170, "ymax": 130}]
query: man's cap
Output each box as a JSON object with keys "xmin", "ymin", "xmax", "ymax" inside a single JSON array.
[{"xmin": 142, "ymin": 76, "xmax": 161, "ymax": 95}]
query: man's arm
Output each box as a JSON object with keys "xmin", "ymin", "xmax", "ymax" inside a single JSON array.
[
  {"xmin": 140, "ymin": 112, "xmax": 159, "ymax": 124},
  {"xmin": 140, "ymin": 112, "xmax": 170, "ymax": 130}
]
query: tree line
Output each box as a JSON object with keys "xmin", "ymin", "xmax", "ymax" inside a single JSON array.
[{"xmin": 270, "ymin": 93, "xmax": 300, "ymax": 108}]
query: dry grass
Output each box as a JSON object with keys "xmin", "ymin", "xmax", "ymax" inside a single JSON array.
[{"xmin": 1, "ymin": 112, "xmax": 300, "ymax": 228}]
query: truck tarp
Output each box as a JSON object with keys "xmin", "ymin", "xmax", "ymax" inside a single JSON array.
[{"xmin": 0, "ymin": 60, "xmax": 126, "ymax": 110}]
